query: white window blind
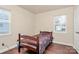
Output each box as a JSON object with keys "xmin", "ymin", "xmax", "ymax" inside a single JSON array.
[
  {"xmin": 53, "ymin": 15, "xmax": 67, "ymax": 33},
  {"xmin": 0, "ymin": 9, "xmax": 11, "ymax": 35}
]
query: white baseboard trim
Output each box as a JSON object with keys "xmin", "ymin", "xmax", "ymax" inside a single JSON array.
[
  {"xmin": 0, "ymin": 42, "xmax": 75, "ymax": 53},
  {"xmin": 0, "ymin": 44, "xmax": 17, "ymax": 53},
  {"xmin": 53, "ymin": 41, "xmax": 73, "ymax": 46},
  {"xmin": 76, "ymin": 49, "xmax": 79, "ymax": 53},
  {"xmin": 73, "ymin": 46, "xmax": 79, "ymax": 53}
]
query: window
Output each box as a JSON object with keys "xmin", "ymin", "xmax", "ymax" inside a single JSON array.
[
  {"xmin": 53, "ymin": 15, "xmax": 67, "ymax": 33},
  {"xmin": 0, "ymin": 9, "xmax": 11, "ymax": 35}
]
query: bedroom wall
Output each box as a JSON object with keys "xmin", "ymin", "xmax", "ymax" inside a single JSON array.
[
  {"xmin": 35, "ymin": 7, "xmax": 74, "ymax": 46},
  {"xmin": 0, "ymin": 6, "xmax": 74, "ymax": 53},
  {"xmin": 0, "ymin": 5, "xmax": 35, "ymax": 52}
]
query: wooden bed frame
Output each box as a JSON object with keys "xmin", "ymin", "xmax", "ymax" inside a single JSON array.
[
  {"xmin": 18, "ymin": 31, "xmax": 53, "ymax": 54},
  {"xmin": 18, "ymin": 34, "xmax": 39, "ymax": 53}
]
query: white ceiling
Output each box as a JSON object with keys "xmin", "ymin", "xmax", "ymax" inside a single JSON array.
[{"xmin": 20, "ymin": 5, "xmax": 74, "ymax": 14}]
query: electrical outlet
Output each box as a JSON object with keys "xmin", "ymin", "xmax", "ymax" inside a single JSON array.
[{"xmin": 2, "ymin": 43, "xmax": 4, "ymax": 46}]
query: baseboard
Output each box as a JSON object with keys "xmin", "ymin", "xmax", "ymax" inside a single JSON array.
[
  {"xmin": 75, "ymin": 49, "xmax": 79, "ymax": 53},
  {"xmin": 73, "ymin": 46, "xmax": 79, "ymax": 53},
  {"xmin": 76, "ymin": 49, "xmax": 79, "ymax": 53},
  {"xmin": 0, "ymin": 41, "xmax": 75, "ymax": 53},
  {"xmin": 53, "ymin": 41, "xmax": 73, "ymax": 46},
  {"xmin": 0, "ymin": 44, "xmax": 17, "ymax": 53}
]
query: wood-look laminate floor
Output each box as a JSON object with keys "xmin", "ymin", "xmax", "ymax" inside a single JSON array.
[
  {"xmin": 44, "ymin": 43, "xmax": 78, "ymax": 54},
  {"xmin": 2, "ymin": 43, "xmax": 78, "ymax": 54}
]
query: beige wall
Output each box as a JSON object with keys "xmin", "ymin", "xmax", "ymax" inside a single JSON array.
[
  {"xmin": 35, "ymin": 7, "xmax": 74, "ymax": 46},
  {"xmin": 0, "ymin": 6, "xmax": 35, "ymax": 51},
  {"xmin": 0, "ymin": 6, "xmax": 74, "ymax": 52}
]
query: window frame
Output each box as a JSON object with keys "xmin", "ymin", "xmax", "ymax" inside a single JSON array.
[
  {"xmin": 53, "ymin": 15, "xmax": 67, "ymax": 33},
  {"xmin": 0, "ymin": 9, "xmax": 11, "ymax": 36}
]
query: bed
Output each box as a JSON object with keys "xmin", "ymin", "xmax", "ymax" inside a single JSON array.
[{"xmin": 18, "ymin": 31, "xmax": 53, "ymax": 54}]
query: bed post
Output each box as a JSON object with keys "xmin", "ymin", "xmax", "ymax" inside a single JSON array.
[
  {"xmin": 37, "ymin": 36, "xmax": 39, "ymax": 54},
  {"xmin": 18, "ymin": 33, "xmax": 21, "ymax": 53}
]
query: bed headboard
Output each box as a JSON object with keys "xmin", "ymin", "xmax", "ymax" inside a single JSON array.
[{"xmin": 40, "ymin": 31, "xmax": 53, "ymax": 39}]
